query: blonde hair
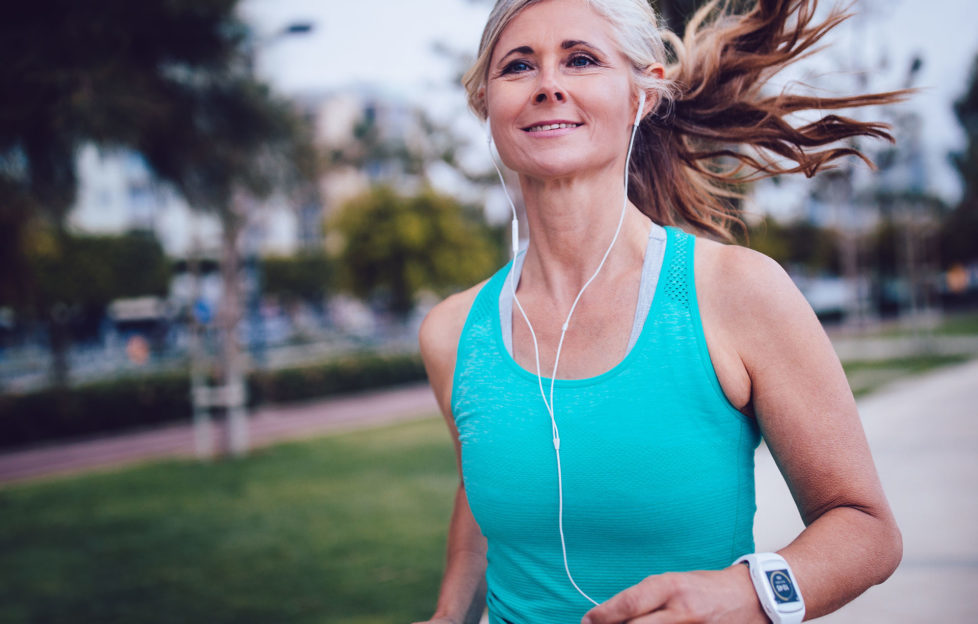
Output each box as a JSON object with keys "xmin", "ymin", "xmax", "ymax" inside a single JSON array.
[
  {"xmin": 463, "ymin": 0, "xmax": 676, "ymax": 119},
  {"xmin": 463, "ymin": 0, "xmax": 908, "ymax": 240}
]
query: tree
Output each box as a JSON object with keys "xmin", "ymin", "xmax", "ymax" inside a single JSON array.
[
  {"xmin": 942, "ymin": 54, "xmax": 978, "ymax": 266},
  {"xmin": 0, "ymin": 0, "xmax": 317, "ymax": 388},
  {"xmin": 1, "ymin": 0, "xmax": 249, "ymax": 225},
  {"xmin": 262, "ymin": 253, "xmax": 333, "ymax": 306},
  {"xmin": 744, "ymin": 216, "xmax": 841, "ymax": 274},
  {"xmin": 330, "ymin": 186, "xmax": 502, "ymax": 318},
  {"xmin": 3, "ymin": 230, "xmax": 172, "ymax": 382},
  {"xmin": 654, "ymin": 0, "xmax": 709, "ymax": 34}
]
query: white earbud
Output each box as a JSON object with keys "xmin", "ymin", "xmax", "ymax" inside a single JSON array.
[
  {"xmin": 485, "ymin": 116, "xmax": 521, "ymax": 258},
  {"xmin": 635, "ymin": 90, "xmax": 647, "ymax": 127},
  {"xmin": 485, "ymin": 91, "xmax": 648, "ymax": 606}
]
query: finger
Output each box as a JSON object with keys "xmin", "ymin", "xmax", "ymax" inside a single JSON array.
[
  {"xmin": 582, "ymin": 575, "xmax": 674, "ymax": 624},
  {"xmin": 623, "ymin": 611, "xmax": 676, "ymax": 624}
]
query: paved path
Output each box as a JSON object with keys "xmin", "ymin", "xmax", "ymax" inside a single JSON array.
[
  {"xmin": 0, "ymin": 383, "xmax": 438, "ymax": 484},
  {"xmin": 754, "ymin": 358, "xmax": 978, "ymax": 622}
]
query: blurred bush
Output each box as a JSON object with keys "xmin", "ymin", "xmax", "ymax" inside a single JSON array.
[
  {"xmin": 0, "ymin": 372, "xmax": 190, "ymax": 449},
  {"xmin": 0, "ymin": 352, "xmax": 425, "ymax": 450},
  {"xmin": 247, "ymin": 352, "xmax": 425, "ymax": 405}
]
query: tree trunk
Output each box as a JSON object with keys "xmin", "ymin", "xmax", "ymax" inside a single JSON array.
[
  {"xmin": 218, "ymin": 205, "xmax": 249, "ymax": 456},
  {"xmin": 48, "ymin": 313, "xmax": 71, "ymax": 388}
]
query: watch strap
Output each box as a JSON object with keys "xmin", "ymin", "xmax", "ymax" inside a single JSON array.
[{"xmin": 733, "ymin": 552, "xmax": 805, "ymax": 624}]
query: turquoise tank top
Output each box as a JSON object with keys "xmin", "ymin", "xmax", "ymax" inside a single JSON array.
[{"xmin": 450, "ymin": 226, "xmax": 761, "ymax": 623}]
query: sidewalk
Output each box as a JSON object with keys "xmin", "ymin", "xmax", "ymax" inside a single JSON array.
[
  {"xmin": 0, "ymin": 382, "xmax": 438, "ymax": 484},
  {"xmin": 753, "ymin": 358, "xmax": 978, "ymax": 623}
]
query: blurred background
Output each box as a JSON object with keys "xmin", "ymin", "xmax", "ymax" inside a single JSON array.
[{"xmin": 0, "ymin": 0, "xmax": 976, "ymax": 622}]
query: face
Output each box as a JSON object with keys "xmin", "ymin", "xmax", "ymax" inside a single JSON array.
[{"xmin": 485, "ymin": 0, "xmax": 639, "ymax": 181}]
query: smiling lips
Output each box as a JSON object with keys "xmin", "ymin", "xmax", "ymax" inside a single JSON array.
[{"xmin": 523, "ymin": 121, "xmax": 583, "ymax": 133}]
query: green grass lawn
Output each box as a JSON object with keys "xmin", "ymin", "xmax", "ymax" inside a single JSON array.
[
  {"xmin": 842, "ymin": 353, "xmax": 972, "ymax": 397},
  {"xmin": 0, "ymin": 417, "xmax": 457, "ymax": 624},
  {"xmin": 933, "ymin": 310, "xmax": 978, "ymax": 335},
  {"xmin": 869, "ymin": 310, "xmax": 978, "ymax": 338},
  {"xmin": 1, "ymin": 345, "xmax": 973, "ymax": 623}
]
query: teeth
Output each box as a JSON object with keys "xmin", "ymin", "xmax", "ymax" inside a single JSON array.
[{"xmin": 527, "ymin": 122, "xmax": 579, "ymax": 132}]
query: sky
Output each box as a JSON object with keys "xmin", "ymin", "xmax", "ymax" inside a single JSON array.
[{"xmin": 239, "ymin": 0, "xmax": 978, "ymax": 203}]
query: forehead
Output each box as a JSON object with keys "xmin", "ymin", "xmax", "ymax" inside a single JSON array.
[{"xmin": 491, "ymin": 0, "xmax": 620, "ymax": 60}]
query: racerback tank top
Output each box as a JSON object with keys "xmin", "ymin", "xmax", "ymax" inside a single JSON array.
[{"xmin": 450, "ymin": 226, "xmax": 761, "ymax": 623}]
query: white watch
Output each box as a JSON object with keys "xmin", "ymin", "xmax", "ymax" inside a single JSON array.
[{"xmin": 733, "ymin": 552, "xmax": 805, "ymax": 624}]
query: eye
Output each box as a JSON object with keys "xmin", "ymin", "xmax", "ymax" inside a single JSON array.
[
  {"xmin": 501, "ymin": 60, "xmax": 532, "ymax": 75},
  {"xmin": 568, "ymin": 54, "xmax": 597, "ymax": 68}
]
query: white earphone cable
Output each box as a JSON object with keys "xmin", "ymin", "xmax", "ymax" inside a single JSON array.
[{"xmin": 487, "ymin": 91, "xmax": 646, "ymax": 606}]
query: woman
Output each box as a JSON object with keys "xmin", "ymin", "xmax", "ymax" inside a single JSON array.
[{"xmin": 416, "ymin": 0, "xmax": 903, "ymax": 622}]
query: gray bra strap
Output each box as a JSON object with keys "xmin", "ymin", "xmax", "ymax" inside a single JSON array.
[{"xmin": 500, "ymin": 222, "xmax": 667, "ymax": 356}]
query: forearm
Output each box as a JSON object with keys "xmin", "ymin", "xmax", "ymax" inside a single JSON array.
[
  {"xmin": 430, "ymin": 484, "xmax": 488, "ymax": 623},
  {"xmin": 778, "ymin": 504, "xmax": 902, "ymax": 619}
]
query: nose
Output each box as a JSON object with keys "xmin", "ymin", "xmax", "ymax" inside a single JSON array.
[
  {"xmin": 535, "ymin": 88, "xmax": 565, "ymax": 103},
  {"xmin": 535, "ymin": 90, "xmax": 564, "ymax": 103},
  {"xmin": 533, "ymin": 68, "xmax": 565, "ymax": 104}
]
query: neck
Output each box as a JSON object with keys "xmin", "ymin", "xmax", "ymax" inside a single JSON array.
[{"xmin": 518, "ymin": 167, "xmax": 651, "ymax": 304}]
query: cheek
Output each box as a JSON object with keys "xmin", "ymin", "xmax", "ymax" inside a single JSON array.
[
  {"xmin": 485, "ymin": 83, "xmax": 525, "ymax": 125},
  {"xmin": 589, "ymin": 82, "xmax": 636, "ymax": 126}
]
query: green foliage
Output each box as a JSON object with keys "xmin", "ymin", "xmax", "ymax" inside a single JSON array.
[
  {"xmin": 1, "ymin": 229, "xmax": 171, "ymax": 319},
  {"xmin": 330, "ymin": 186, "xmax": 502, "ymax": 317},
  {"xmin": 0, "ymin": 179, "xmax": 37, "ymax": 305},
  {"xmin": 866, "ymin": 218, "xmax": 901, "ymax": 278},
  {"xmin": 0, "ymin": 0, "xmax": 318, "ymax": 384},
  {"xmin": 0, "ymin": 0, "xmax": 317, "ymax": 235},
  {"xmin": 138, "ymin": 74, "xmax": 317, "ymax": 220},
  {"xmin": 0, "ymin": 352, "xmax": 426, "ymax": 450},
  {"xmin": 0, "ymin": 418, "xmax": 456, "ymax": 623},
  {"xmin": 654, "ymin": 0, "xmax": 710, "ymax": 33},
  {"xmin": 744, "ymin": 216, "xmax": 841, "ymax": 274},
  {"xmin": 941, "ymin": 53, "xmax": 978, "ymax": 266},
  {"xmin": 261, "ymin": 252, "xmax": 333, "ymax": 304}
]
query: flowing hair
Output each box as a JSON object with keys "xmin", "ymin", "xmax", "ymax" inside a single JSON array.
[{"xmin": 463, "ymin": 0, "xmax": 909, "ymax": 240}]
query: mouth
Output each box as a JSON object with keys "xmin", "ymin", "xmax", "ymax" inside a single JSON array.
[{"xmin": 523, "ymin": 121, "xmax": 583, "ymax": 133}]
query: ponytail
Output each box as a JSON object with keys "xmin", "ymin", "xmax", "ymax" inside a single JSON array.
[{"xmin": 629, "ymin": 0, "xmax": 909, "ymax": 240}]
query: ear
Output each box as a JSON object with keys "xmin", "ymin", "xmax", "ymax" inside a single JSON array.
[
  {"xmin": 639, "ymin": 63, "xmax": 666, "ymax": 117},
  {"xmin": 476, "ymin": 86, "xmax": 489, "ymax": 120}
]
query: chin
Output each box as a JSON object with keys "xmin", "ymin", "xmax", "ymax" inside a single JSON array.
[{"xmin": 515, "ymin": 156, "xmax": 618, "ymax": 182}]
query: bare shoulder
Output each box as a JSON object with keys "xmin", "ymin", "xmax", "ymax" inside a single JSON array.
[
  {"xmin": 696, "ymin": 237, "xmax": 795, "ymax": 298},
  {"xmin": 695, "ymin": 236, "xmax": 844, "ymax": 408},
  {"xmin": 419, "ymin": 279, "xmax": 488, "ymax": 409},
  {"xmin": 695, "ymin": 236, "xmax": 816, "ymax": 335}
]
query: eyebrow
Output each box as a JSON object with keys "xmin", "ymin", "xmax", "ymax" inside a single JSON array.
[
  {"xmin": 497, "ymin": 39, "xmax": 606, "ymax": 65},
  {"xmin": 498, "ymin": 45, "xmax": 534, "ymax": 64},
  {"xmin": 561, "ymin": 39, "xmax": 603, "ymax": 54}
]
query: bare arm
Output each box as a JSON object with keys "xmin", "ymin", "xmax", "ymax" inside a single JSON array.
[
  {"xmin": 583, "ymin": 242, "xmax": 901, "ymax": 623},
  {"xmin": 413, "ymin": 287, "xmax": 489, "ymax": 624},
  {"xmin": 715, "ymin": 245, "xmax": 902, "ymax": 618}
]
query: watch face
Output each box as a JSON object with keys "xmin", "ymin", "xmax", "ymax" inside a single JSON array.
[{"xmin": 766, "ymin": 569, "xmax": 800, "ymax": 604}]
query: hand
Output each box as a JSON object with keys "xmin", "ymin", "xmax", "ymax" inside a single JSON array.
[{"xmin": 581, "ymin": 565, "xmax": 765, "ymax": 624}]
